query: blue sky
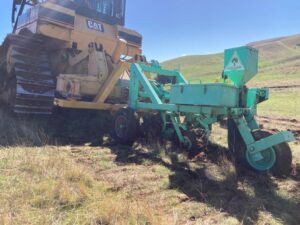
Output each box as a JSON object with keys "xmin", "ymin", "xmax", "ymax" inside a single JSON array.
[{"xmin": 1, "ymin": 0, "xmax": 299, "ymax": 61}]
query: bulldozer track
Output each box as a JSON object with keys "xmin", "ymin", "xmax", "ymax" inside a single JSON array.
[{"xmin": 1, "ymin": 34, "xmax": 56, "ymax": 114}]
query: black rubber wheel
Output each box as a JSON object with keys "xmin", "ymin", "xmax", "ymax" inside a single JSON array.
[
  {"xmin": 145, "ymin": 122, "xmax": 162, "ymax": 146},
  {"xmin": 228, "ymin": 118, "xmax": 247, "ymax": 165},
  {"xmin": 0, "ymin": 68, "xmax": 5, "ymax": 91},
  {"xmin": 228, "ymin": 118, "xmax": 292, "ymax": 177},
  {"xmin": 112, "ymin": 108, "xmax": 139, "ymax": 145},
  {"xmin": 255, "ymin": 130, "xmax": 292, "ymax": 177},
  {"xmin": 141, "ymin": 114, "xmax": 162, "ymax": 140},
  {"xmin": 182, "ymin": 131, "xmax": 203, "ymax": 158}
]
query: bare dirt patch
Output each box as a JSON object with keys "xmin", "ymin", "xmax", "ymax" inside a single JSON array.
[
  {"xmin": 65, "ymin": 141, "xmax": 300, "ymax": 225},
  {"xmin": 258, "ymin": 116, "xmax": 300, "ymax": 141}
]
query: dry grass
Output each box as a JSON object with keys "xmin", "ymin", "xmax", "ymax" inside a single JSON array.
[
  {"xmin": 0, "ymin": 147, "xmax": 166, "ymax": 225},
  {"xmin": 0, "ymin": 109, "xmax": 167, "ymax": 224},
  {"xmin": 0, "ymin": 137, "xmax": 299, "ymax": 224},
  {"xmin": 0, "ymin": 109, "xmax": 48, "ymax": 146},
  {"xmin": 0, "ymin": 109, "xmax": 299, "ymax": 225}
]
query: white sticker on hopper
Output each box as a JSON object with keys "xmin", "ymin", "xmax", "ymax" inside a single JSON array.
[{"xmin": 225, "ymin": 51, "xmax": 245, "ymax": 71}]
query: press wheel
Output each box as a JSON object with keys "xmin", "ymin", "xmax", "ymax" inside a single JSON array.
[
  {"xmin": 228, "ymin": 119, "xmax": 292, "ymax": 177},
  {"xmin": 112, "ymin": 108, "xmax": 139, "ymax": 145}
]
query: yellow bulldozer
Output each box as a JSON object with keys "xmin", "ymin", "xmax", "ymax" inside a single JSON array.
[{"xmin": 0, "ymin": 0, "xmax": 143, "ymax": 114}]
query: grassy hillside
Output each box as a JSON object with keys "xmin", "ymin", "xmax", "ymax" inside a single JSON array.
[
  {"xmin": 163, "ymin": 54, "xmax": 224, "ymax": 83},
  {"xmin": 163, "ymin": 34, "xmax": 300, "ymax": 85},
  {"xmin": 163, "ymin": 34, "xmax": 300, "ymax": 120}
]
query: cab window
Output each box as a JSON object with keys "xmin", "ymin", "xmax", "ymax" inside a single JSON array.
[
  {"xmin": 71, "ymin": 0, "xmax": 126, "ymax": 25},
  {"xmin": 73, "ymin": 0, "xmax": 124, "ymax": 18}
]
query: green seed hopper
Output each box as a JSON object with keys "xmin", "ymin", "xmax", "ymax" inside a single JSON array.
[{"xmin": 112, "ymin": 46, "xmax": 295, "ymax": 177}]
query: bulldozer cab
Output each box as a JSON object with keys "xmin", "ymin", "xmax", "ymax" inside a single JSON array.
[
  {"xmin": 73, "ymin": 0, "xmax": 125, "ymax": 17},
  {"xmin": 69, "ymin": 0, "xmax": 126, "ymax": 25},
  {"xmin": 12, "ymin": 0, "xmax": 126, "ymax": 30}
]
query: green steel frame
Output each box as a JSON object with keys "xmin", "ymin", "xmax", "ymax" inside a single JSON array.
[{"xmin": 127, "ymin": 47, "xmax": 295, "ymax": 171}]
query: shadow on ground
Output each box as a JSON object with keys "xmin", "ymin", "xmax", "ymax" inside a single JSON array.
[
  {"xmin": 0, "ymin": 108, "xmax": 112, "ymax": 147},
  {"xmin": 105, "ymin": 140, "xmax": 300, "ymax": 225}
]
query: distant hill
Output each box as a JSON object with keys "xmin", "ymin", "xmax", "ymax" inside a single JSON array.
[{"xmin": 163, "ymin": 34, "xmax": 300, "ymax": 85}]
